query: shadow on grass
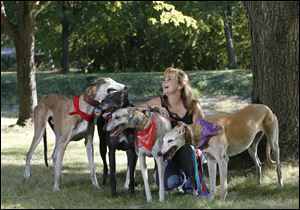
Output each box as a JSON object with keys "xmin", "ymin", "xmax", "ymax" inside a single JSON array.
[{"xmin": 1, "ymin": 161, "xmax": 298, "ymax": 209}]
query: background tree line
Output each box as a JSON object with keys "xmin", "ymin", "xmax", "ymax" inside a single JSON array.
[{"xmin": 2, "ymin": 1, "xmax": 250, "ymax": 73}]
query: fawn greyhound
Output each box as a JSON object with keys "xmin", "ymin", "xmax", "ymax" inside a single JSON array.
[
  {"xmin": 158, "ymin": 104, "xmax": 284, "ymax": 201},
  {"xmin": 104, "ymin": 107, "xmax": 172, "ymax": 202},
  {"xmin": 24, "ymin": 77, "xmax": 126, "ymax": 192}
]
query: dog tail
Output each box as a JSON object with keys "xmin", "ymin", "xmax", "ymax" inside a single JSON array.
[
  {"xmin": 44, "ymin": 116, "xmax": 54, "ymax": 167},
  {"xmin": 43, "ymin": 128, "xmax": 49, "ymax": 167},
  {"xmin": 266, "ymin": 142, "xmax": 275, "ymax": 166},
  {"xmin": 265, "ymin": 111, "xmax": 278, "ymax": 166}
]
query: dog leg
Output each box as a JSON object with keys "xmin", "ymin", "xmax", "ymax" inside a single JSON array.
[
  {"xmin": 206, "ymin": 156, "xmax": 217, "ymax": 200},
  {"xmin": 125, "ymin": 149, "xmax": 137, "ymax": 195},
  {"xmin": 85, "ymin": 134, "xmax": 100, "ymax": 189},
  {"xmin": 247, "ymin": 131, "xmax": 263, "ymax": 184},
  {"xmin": 124, "ymin": 167, "xmax": 130, "ymax": 190},
  {"xmin": 155, "ymin": 157, "xmax": 165, "ymax": 202},
  {"xmin": 51, "ymin": 133, "xmax": 61, "ymax": 165},
  {"xmin": 97, "ymin": 118, "xmax": 108, "ymax": 186},
  {"xmin": 53, "ymin": 138, "xmax": 70, "ymax": 192},
  {"xmin": 218, "ymin": 155, "xmax": 229, "ymax": 202},
  {"xmin": 24, "ymin": 128, "xmax": 46, "ymax": 179},
  {"xmin": 266, "ymin": 125, "xmax": 284, "ymax": 187},
  {"xmin": 108, "ymin": 148, "xmax": 117, "ymax": 195},
  {"xmin": 139, "ymin": 155, "xmax": 152, "ymax": 202}
]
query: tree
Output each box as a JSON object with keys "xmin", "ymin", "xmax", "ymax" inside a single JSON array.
[
  {"xmin": 1, "ymin": 1, "xmax": 50, "ymax": 126},
  {"xmin": 244, "ymin": 1, "xmax": 299, "ymax": 159}
]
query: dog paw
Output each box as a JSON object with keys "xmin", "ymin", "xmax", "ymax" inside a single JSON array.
[
  {"xmin": 53, "ymin": 186, "xmax": 60, "ymax": 192},
  {"xmin": 23, "ymin": 173, "xmax": 30, "ymax": 179},
  {"xmin": 208, "ymin": 194, "xmax": 215, "ymax": 200},
  {"xmin": 93, "ymin": 185, "xmax": 101, "ymax": 190}
]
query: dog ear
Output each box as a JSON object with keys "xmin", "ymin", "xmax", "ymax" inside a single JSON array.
[
  {"xmin": 177, "ymin": 122, "xmax": 187, "ymax": 135},
  {"xmin": 86, "ymin": 76, "xmax": 99, "ymax": 86},
  {"xmin": 184, "ymin": 125, "xmax": 192, "ymax": 142},
  {"xmin": 128, "ymin": 107, "xmax": 135, "ymax": 118}
]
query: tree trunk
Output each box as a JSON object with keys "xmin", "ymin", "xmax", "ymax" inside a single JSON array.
[
  {"xmin": 61, "ymin": 1, "xmax": 69, "ymax": 74},
  {"xmin": 244, "ymin": 1, "xmax": 299, "ymax": 160},
  {"xmin": 15, "ymin": 4, "xmax": 38, "ymax": 126},
  {"xmin": 15, "ymin": 33, "xmax": 37, "ymax": 126},
  {"xmin": 183, "ymin": 48, "xmax": 193, "ymax": 71},
  {"xmin": 1, "ymin": 1, "xmax": 50, "ymax": 126},
  {"xmin": 223, "ymin": 7, "xmax": 239, "ymax": 69}
]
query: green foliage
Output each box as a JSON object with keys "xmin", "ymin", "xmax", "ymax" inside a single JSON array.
[
  {"xmin": 6, "ymin": 1, "xmax": 250, "ymax": 73},
  {"xmin": 152, "ymin": 1, "xmax": 198, "ymax": 29}
]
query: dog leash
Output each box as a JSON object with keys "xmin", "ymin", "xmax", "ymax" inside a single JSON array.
[{"xmin": 191, "ymin": 145, "xmax": 210, "ymax": 197}]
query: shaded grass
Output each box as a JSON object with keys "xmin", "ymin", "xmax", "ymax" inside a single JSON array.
[
  {"xmin": 1, "ymin": 117, "xmax": 299, "ymax": 209},
  {"xmin": 1, "ymin": 70, "xmax": 252, "ymax": 106}
]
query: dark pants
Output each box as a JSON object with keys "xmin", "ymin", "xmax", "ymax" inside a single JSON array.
[{"xmin": 157, "ymin": 145, "xmax": 195, "ymax": 193}]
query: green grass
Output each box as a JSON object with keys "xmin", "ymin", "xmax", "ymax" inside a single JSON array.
[
  {"xmin": 1, "ymin": 69, "xmax": 252, "ymax": 106},
  {"xmin": 1, "ymin": 117, "xmax": 299, "ymax": 209},
  {"xmin": 1, "ymin": 70, "xmax": 298, "ymax": 208}
]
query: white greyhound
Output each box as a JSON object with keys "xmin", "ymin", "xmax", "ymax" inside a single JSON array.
[{"xmin": 104, "ymin": 107, "xmax": 172, "ymax": 202}]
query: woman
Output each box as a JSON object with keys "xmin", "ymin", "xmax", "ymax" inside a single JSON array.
[{"xmin": 138, "ymin": 67, "xmax": 205, "ymax": 194}]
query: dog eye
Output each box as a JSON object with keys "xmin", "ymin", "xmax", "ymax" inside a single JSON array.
[
  {"xmin": 115, "ymin": 116, "xmax": 120, "ymax": 120},
  {"xmin": 107, "ymin": 88, "xmax": 116, "ymax": 93},
  {"xmin": 167, "ymin": 139, "xmax": 174, "ymax": 143}
]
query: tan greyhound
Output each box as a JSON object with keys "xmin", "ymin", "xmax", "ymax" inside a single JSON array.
[
  {"xmin": 158, "ymin": 104, "xmax": 284, "ymax": 201},
  {"xmin": 24, "ymin": 77, "xmax": 126, "ymax": 192}
]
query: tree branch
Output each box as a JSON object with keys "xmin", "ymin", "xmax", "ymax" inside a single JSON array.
[
  {"xmin": 34, "ymin": 1, "xmax": 51, "ymax": 17},
  {"xmin": 1, "ymin": 1, "xmax": 17, "ymax": 41}
]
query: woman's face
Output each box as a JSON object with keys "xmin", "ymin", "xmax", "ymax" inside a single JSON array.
[{"xmin": 162, "ymin": 73, "xmax": 181, "ymax": 95}]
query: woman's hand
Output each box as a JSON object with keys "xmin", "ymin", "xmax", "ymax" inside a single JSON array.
[{"xmin": 150, "ymin": 106, "xmax": 170, "ymax": 117}]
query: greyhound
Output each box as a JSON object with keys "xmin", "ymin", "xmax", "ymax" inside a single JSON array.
[
  {"xmin": 24, "ymin": 77, "xmax": 126, "ymax": 192},
  {"xmin": 97, "ymin": 90, "xmax": 138, "ymax": 196},
  {"xmin": 158, "ymin": 104, "xmax": 284, "ymax": 201},
  {"xmin": 104, "ymin": 107, "xmax": 172, "ymax": 202}
]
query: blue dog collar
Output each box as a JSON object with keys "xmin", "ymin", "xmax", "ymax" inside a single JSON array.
[{"xmin": 94, "ymin": 107, "xmax": 102, "ymax": 113}]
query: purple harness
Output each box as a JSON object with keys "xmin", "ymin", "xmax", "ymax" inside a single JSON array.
[{"xmin": 197, "ymin": 119, "xmax": 220, "ymax": 149}]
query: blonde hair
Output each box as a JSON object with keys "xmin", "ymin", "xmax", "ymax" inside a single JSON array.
[{"xmin": 162, "ymin": 67, "xmax": 199, "ymax": 115}]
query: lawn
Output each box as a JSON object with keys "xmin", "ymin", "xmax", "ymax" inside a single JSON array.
[{"xmin": 1, "ymin": 70, "xmax": 299, "ymax": 208}]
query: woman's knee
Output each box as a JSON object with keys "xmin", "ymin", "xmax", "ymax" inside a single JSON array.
[{"xmin": 165, "ymin": 174, "xmax": 181, "ymax": 190}]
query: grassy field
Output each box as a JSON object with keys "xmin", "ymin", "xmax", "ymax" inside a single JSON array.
[
  {"xmin": 1, "ymin": 70, "xmax": 299, "ymax": 208},
  {"xmin": 1, "ymin": 69, "xmax": 252, "ymax": 106},
  {"xmin": 1, "ymin": 117, "xmax": 299, "ymax": 209}
]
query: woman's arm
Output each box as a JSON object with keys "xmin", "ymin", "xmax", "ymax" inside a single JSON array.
[
  {"xmin": 193, "ymin": 102, "xmax": 205, "ymax": 123},
  {"xmin": 136, "ymin": 96, "xmax": 162, "ymax": 108},
  {"xmin": 136, "ymin": 96, "xmax": 169, "ymax": 117}
]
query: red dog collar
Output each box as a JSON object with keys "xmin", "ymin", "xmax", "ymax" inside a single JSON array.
[
  {"xmin": 135, "ymin": 114, "xmax": 157, "ymax": 151},
  {"xmin": 68, "ymin": 96, "xmax": 96, "ymax": 122}
]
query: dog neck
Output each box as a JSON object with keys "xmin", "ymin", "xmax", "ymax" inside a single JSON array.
[
  {"xmin": 135, "ymin": 111, "xmax": 152, "ymax": 131},
  {"xmin": 185, "ymin": 123, "xmax": 203, "ymax": 147},
  {"xmin": 83, "ymin": 92, "xmax": 100, "ymax": 107}
]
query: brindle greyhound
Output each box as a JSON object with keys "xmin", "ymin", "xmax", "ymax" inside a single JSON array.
[
  {"xmin": 97, "ymin": 90, "xmax": 138, "ymax": 196},
  {"xmin": 158, "ymin": 104, "xmax": 284, "ymax": 201},
  {"xmin": 104, "ymin": 107, "xmax": 172, "ymax": 202},
  {"xmin": 24, "ymin": 77, "xmax": 126, "ymax": 192}
]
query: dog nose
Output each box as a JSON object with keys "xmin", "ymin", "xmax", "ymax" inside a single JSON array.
[{"xmin": 157, "ymin": 151, "xmax": 162, "ymax": 156}]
